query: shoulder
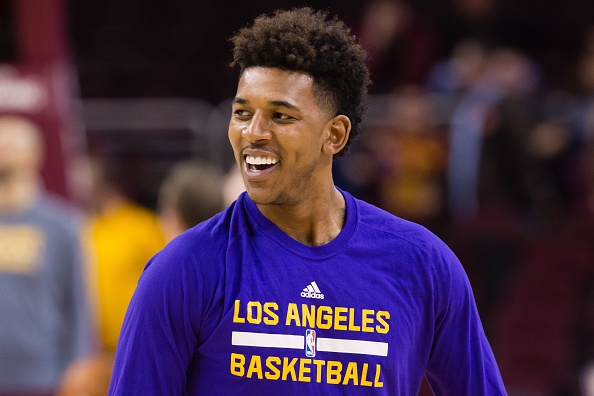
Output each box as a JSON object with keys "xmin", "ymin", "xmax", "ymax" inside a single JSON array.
[
  {"xmin": 353, "ymin": 195, "xmax": 451, "ymax": 257},
  {"xmin": 142, "ymin": 201, "xmax": 239, "ymax": 279},
  {"xmin": 349, "ymin": 195, "xmax": 462, "ymax": 296},
  {"xmin": 349, "ymin": 195, "xmax": 476, "ymax": 326},
  {"xmin": 131, "ymin": 205, "xmax": 238, "ymax": 319}
]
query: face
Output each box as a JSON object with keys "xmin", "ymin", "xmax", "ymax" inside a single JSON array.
[
  {"xmin": 228, "ymin": 67, "xmax": 337, "ymax": 206},
  {"xmin": 0, "ymin": 117, "xmax": 42, "ymax": 181}
]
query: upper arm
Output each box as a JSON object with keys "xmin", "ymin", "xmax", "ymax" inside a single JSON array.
[{"xmin": 108, "ymin": 251, "xmax": 200, "ymax": 395}]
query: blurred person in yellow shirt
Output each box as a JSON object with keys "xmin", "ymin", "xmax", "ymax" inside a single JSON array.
[
  {"xmin": 56, "ymin": 154, "xmax": 166, "ymax": 395},
  {"xmin": 82, "ymin": 155, "xmax": 167, "ymax": 353}
]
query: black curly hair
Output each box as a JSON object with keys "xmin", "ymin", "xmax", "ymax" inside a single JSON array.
[{"xmin": 229, "ymin": 7, "xmax": 370, "ymax": 158}]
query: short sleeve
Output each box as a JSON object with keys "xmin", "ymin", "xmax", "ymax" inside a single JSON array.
[{"xmin": 108, "ymin": 247, "xmax": 200, "ymax": 395}]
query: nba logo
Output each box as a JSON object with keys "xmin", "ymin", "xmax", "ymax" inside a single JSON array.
[{"xmin": 305, "ymin": 329, "xmax": 316, "ymax": 357}]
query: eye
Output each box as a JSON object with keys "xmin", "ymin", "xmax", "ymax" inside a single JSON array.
[
  {"xmin": 273, "ymin": 112, "xmax": 293, "ymax": 123},
  {"xmin": 233, "ymin": 109, "xmax": 252, "ymax": 120}
]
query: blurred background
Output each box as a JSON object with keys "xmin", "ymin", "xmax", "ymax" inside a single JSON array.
[{"xmin": 1, "ymin": 0, "xmax": 594, "ymax": 394}]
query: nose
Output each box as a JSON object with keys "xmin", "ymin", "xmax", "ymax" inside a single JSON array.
[{"xmin": 242, "ymin": 112, "xmax": 272, "ymax": 143}]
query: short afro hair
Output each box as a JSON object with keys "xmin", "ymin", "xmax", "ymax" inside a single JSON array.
[{"xmin": 230, "ymin": 7, "xmax": 370, "ymax": 158}]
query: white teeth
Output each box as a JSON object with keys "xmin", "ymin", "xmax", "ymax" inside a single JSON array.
[{"xmin": 245, "ymin": 155, "xmax": 278, "ymax": 165}]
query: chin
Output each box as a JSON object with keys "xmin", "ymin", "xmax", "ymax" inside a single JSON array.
[
  {"xmin": 246, "ymin": 186, "xmax": 294, "ymax": 207},
  {"xmin": 244, "ymin": 187, "xmax": 274, "ymax": 205}
]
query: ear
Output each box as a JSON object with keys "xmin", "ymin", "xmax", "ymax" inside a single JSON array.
[{"xmin": 322, "ymin": 115, "xmax": 351, "ymax": 156}]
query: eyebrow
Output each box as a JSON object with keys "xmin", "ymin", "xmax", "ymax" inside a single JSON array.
[{"xmin": 233, "ymin": 97, "xmax": 300, "ymax": 112}]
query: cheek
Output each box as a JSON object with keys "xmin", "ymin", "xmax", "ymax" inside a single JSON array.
[
  {"xmin": 228, "ymin": 127, "xmax": 242, "ymax": 150},
  {"xmin": 302, "ymin": 130, "xmax": 327, "ymax": 155}
]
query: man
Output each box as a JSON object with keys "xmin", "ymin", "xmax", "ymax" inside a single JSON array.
[
  {"xmin": 109, "ymin": 7, "xmax": 506, "ymax": 395},
  {"xmin": 157, "ymin": 158, "xmax": 224, "ymax": 241},
  {"xmin": 0, "ymin": 115, "xmax": 93, "ymax": 395}
]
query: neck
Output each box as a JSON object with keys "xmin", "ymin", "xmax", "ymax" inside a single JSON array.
[
  {"xmin": 0, "ymin": 174, "xmax": 42, "ymax": 213},
  {"xmin": 257, "ymin": 186, "xmax": 346, "ymax": 246}
]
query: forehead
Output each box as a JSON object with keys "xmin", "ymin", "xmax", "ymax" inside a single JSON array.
[{"xmin": 236, "ymin": 67, "xmax": 318, "ymax": 107}]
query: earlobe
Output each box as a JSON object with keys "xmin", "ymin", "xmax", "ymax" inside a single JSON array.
[{"xmin": 323, "ymin": 115, "xmax": 351, "ymax": 155}]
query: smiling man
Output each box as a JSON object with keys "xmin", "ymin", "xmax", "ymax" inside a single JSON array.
[
  {"xmin": 109, "ymin": 7, "xmax": 506, "ymax": 395},
  {"xmin": 229, "ymin": 67, "xmax": 349, "ymax": 246}
]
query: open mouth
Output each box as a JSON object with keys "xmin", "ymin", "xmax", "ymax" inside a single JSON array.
[{"xmin": 245, "ymin": 155, "xmax": 278, "ymax": 172}]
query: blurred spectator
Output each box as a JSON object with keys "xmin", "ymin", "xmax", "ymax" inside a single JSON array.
[
  {"xmin": 446, "ymin": 47, "xmax": 541, "ymax": 221},
  {"xmin": 362, "ymin": 85, "xmax": 448, "ymax": 229},
  {"xmin": 580, "ymin": 134, "xmax": 594, "ymax": 217},
  {"xmin": 157, "ymin": 158, "xmax": 224, "ymax": 241},
  {"xmin": 569, "ymin": 25, "xmax": 594, "ymax": 215},
  {"xmin": 0, "ymin": 115, "xmax": 94, "ymax": 395},
  {"xmin": 55, "ymin": 154, "xmax": 167, "ymax": 395},
  {"xmin": 449, "ymin": 29, "xmax": 594, "ymax": 396},
  {"xmin": 425, "ymin": 38, "xmax": 489, "ymax": 133},
  {"xmin": 567, "ymin": 25, "xmax": 594, "ymax": 396},
  {"xmin": 426, "ymin": 38, "xmax": 487, "ymax": 95},
  {"xmin": 355, "ymin": 0, "xmax": 439, "ymax": 93},
  {"xmin": 442, "ymin": 48, "xmax": 545, "ymax": 358},
  {"xmin": 81, "ymin": 154, "xmax": 167, "ymax": 353},
  {"xmin": 575, "ymin": 31, "xmax": 594, "ymax": 132}
]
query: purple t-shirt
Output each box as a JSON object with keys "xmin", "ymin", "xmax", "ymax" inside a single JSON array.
[{"xmin": 109, "ymin": 190, "xmax": 506, "ymax": 395}]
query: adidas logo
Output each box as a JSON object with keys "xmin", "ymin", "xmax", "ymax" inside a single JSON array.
[{"xmin": 301, "ymin": 281, "xmax": 325, "ymax": 299}]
